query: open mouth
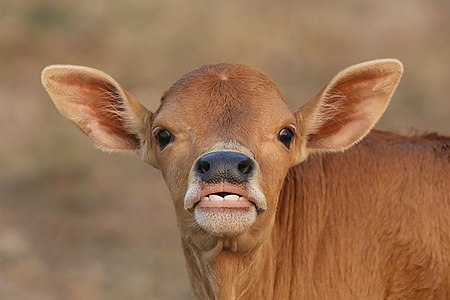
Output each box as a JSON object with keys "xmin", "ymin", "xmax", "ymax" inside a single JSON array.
[
  {"xmin": 186, "ymin": 182, "xmax": 266, "ymax": 236},
  {"xmin": 197, "ymin": 192, "xmax": 254, "ymax": 209},
  {"xmin": 184, "ymin": 181, "xmax": 266, "ymax": 215},
  {"xmin": 193, "ymin": 188, "xmax": 258, "ymax": 237}
]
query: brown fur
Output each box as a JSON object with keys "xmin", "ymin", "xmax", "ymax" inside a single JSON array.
[
  {"xmin": 185, "ymin": 130, "xmax": 450, "ymax": 299},
  {"xmin": 41, "ymin": 60, "xmax": 450, "ymax": 299}
]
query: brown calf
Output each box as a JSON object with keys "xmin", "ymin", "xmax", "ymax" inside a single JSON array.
[{"xmin": 42, "ymin": 60, "xmax": 450, "ymax": 299}]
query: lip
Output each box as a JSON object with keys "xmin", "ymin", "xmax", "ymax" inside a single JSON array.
[
  {"xmin": 200, "ymin": 183, "xmax": 248, "ymax": 199},
  {"xmin": 191, "ymin": 182, "xmax": 258, "ymax": 210},
  {"xmin": 197, "ymin": 199, "xmax": 254, "ymax": 209}
]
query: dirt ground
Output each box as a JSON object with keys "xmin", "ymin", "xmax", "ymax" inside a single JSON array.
[{"xmin": 0, "ymin": 1, "xmax": 449, "ymax": 299}]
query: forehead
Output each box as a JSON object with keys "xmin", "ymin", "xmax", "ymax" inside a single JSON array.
[{"xmin": 154, "ymin": 63, "xmax": 294, "ymax": 136}]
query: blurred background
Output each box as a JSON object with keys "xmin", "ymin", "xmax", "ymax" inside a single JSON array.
[{"xmin": 0, "ymin": 0, "xmax": 449, "ymax": 299}]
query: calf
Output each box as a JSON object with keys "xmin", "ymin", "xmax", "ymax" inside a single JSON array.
[{"xmin": 42, "ymin": 60, "xmax": 450, "ymax": 299}]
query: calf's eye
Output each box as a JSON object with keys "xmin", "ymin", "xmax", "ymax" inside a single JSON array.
[
  {"xmin": 155, "ymin": 130, "xmax": 172, "ymax": 149},
  {"xmin": 278, "ymin": 127, "xmax": 294, "ymax": 148}
]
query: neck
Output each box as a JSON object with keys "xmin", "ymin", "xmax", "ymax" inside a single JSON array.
[{"xmin": 182, "ymin": 236, "xmax": 277, "ymax": 300}]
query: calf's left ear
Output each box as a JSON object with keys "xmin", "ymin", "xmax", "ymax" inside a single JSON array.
[{"xmin": 294, "ymin": 59, "xmax": 403, "ymax": 158}]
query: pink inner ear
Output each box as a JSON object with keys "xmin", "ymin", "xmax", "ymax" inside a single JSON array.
[
  {"xmin": 306, "ymin": 71, "xmax": 394, "ymax": 150},
  {"xmin": 69, "ymin": 96, "xmax": 141, "ymax": 151},
  {"xmin": 88, "ymin": 120, "xmax": 140, "ymax": 150},
  {"xmin": 309, "ymin": 117, "xmax": 370, "ymax": 149}
]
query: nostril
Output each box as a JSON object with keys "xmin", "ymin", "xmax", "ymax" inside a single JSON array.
[
  {"xmin": 238, "ymin": 159, "xmax": 253, "ymax": 175},
  {"xmin": 197, "ymin": 160, "xmax": 210, "ymax": 174}
]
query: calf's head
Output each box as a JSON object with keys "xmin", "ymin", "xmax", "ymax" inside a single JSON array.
[{"xmin": 42, "ymin": 60, "xmax": 402, "ymax": 252}]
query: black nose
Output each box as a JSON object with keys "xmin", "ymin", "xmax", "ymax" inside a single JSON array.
[{"xmin": 195, "ymin": 151, "xmax": 255, "ymax": 184}]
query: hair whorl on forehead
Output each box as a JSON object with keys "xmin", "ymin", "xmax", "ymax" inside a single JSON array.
[{"xmin": 161, "ymin": 63, "xmax": 284, "ymax": 102}]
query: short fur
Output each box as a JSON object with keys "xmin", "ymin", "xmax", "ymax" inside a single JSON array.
[
  {"xmin": 41, "ymin": 60, "xmax": 450, "ymax": 299},
  {"xmin": 186, "ymin": 130, "xmax": 450, "ymax": 299}
]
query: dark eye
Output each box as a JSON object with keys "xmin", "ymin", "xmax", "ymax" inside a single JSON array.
[
  {"xmin": 278, "ymin": 127, "xmax": 294, "ymax": 148},
  {"xmin": 155, "ymin": 130, "xmax": 172, "ymax": 149}
]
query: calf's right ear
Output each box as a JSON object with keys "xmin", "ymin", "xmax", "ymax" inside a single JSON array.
[
  {"xmin": 294, "ymin": 59, "xmax": 403, "ymax": 160},
  {"xmin": 42, "ymin": 65, "xmax": 156, "ymax": 165}
]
